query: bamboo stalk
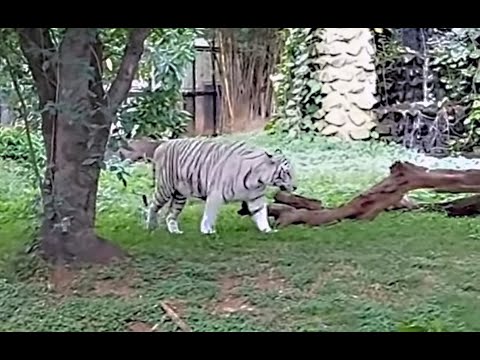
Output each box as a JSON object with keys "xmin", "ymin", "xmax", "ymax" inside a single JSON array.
[
  {"xmin": 217, "ymin": 31, "xmax": 234, "ymax": 129},
  {"xmin": 214, "ymin": 28, "xmax": 282, "ymax": 131}
]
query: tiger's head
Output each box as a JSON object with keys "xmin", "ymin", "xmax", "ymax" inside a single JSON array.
[{"xmin": 265, "ymin": 149, "xmax": 297, "ymax": 193}]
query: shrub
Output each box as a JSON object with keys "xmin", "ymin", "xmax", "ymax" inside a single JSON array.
[
  {"xmin": 116, "ymin": 28, "xmax": 199, "ymax": 140},
  {"xmin": 0, "ymin": 127, "xmax": 44, "ymax": 164},
  {"xmin": 268, "ymin": 28, "xmax": 323, "ymax": 137},
  {"xmin": 118, "ymin": 91, "xmax": 191, "ymax": 139}
]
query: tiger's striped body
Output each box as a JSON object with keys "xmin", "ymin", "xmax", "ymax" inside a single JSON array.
[{"xmin": 145, "ymin": 138, "xmax": 296, "ymax": 234}]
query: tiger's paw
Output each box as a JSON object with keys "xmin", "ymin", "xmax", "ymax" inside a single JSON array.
[
  {"xmin": 200, "ymin": 225, "xmax": 216, "ymax": 235},
  {"xmin": 166, "ymin": 219, "xmax": 184, "ymax": 234},
  {"xmin": 200, "ymin": 219, "xmax": 217, "ymax": 235},
  {"xmin": 201, "ymin": 228, "xmax": 216, "ymax": 235},
  {"xmin": 167, "ymin": 228, "xmax": 184, "ymax": 234}
]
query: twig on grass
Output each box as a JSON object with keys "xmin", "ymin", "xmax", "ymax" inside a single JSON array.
[{"xmin": 160, "ymin": 301, "xmax": 192, "ymax": 332}]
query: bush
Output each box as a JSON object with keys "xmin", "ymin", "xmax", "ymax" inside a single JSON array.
[
  {"xmin": 268, "ymin": 28, "xmax": 323, "ymax": 137},
  {"xmin": 116, "ymin": 28, "xmax": 199, "ymax": 140},
  {"xmin": 0, "ymin": 127, "xmax": 44, "ymax": 164},
  {"xmin": 118, "ymin": 91, "xmax": 191, "ymax": 139}
]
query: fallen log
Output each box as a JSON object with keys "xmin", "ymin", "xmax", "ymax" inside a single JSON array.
[
  {"xmin": 273, "ymin": 192, "xmax": 324, "ymax": 210},
  {"xmin": 437, "ymin": 194, "xmax": 480, "ymax": 217},
  {"xmin": 239, "ymin": 188, "xmax": 416, "ymax": 223},
  {"xmin": 237, "ymin": 192, "xmax": 324, "ymax": 218},
  {"xmin": 238, "ymin": 193, "xmax": 416, "ymax": 220},
  {"xmin": 239, "ymin": 161, "xmax": 480, "ymax": 227},
  {"xmin": 237, "ymin": 202, "xmax": 296, "ymax": 218}
]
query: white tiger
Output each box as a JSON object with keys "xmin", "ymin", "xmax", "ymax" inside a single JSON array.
[{"xmin": 145, "ymin": 137, "xmax": 297, "ymax": 235}]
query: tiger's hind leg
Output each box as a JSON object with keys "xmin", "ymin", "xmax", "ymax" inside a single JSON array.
[
  {"xmin": 247, "ymin": 196, "xmax": 275, "ymax": 233},
  {"xmin": 146, "ymin": 191, "xmax": 171, "ymax": 231},
  {"xmin": 165, "ymin": 191, "xmax": 187, "ymax": 234}
]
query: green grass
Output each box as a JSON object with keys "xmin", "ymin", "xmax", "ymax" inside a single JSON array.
[{"xmin": 1, "ymin": 132, "xmax": 480, "ymax": 331}]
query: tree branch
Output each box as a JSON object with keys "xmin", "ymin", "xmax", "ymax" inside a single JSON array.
[
  {"xmin": 107, "ymin": 28, "xmax": 151, "ymax": 111},
  {"xmin": 16, "ymin": 28, "xmax": 58, "ymax": 173},
  {"xmin": 265, "ymin": 162, "xmax": 480, "ymax": 227},
  {"xmin": 15, "ymin": 28, "xmax": 57, "ymax": 104}
]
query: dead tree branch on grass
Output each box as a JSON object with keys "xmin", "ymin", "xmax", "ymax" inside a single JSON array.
[
  {"xmin": 435, "ymin": 195, "xmax": 480, "ymax": 217},
  {"xmin": 239, "ymin": 161, "xmax": 480, "ymax": 227}
]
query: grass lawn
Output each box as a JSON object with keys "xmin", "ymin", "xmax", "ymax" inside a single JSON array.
[{"xmin": 1, "ymin": 132, "xmax": 480, "ymax": 332}]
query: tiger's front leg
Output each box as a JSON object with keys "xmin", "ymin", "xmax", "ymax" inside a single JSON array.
[
  {"xmin": 247, "ymin": 196, "xmax": 275, "ymax": 233},
  {"xmin": 201, "ymin": 193, "xmax": 223, "ymax": 234}
]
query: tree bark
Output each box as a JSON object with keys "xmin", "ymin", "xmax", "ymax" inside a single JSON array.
[
  {"xmin": 17, "ymin": 28, "xmax": 151, "ymax": 265},
  {"xmin": 436, "ymin": 195, "xmax": 480, "ymax": 217},
  {"xmin": 273, "ymin": 191, "xmax": 324, "ymax": 210},
  {"xmin": 248, "ymin": 161, "xmax": 480, "ymax": 228}
]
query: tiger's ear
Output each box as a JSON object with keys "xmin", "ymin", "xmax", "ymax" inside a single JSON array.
[
  {"xmin": 265, "ymin": 151, "xmax": 273, "ymax": 158},
  {"xmin": 274, "ymin": 149, "xmax": 283, "ymax": 155}
]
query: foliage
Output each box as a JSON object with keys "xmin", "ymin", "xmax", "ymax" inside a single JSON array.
[
  {"xmin": 373, "ymin": 28, "xmax": 404, "ymax": 105},
  {"xmin": 397, "ymin": 319, "xmax": 453, "ymax": 332},
  {"xmin": 0, "ymin": 29, "xmax": 39, "ymax": 129},
  {"xmin": 0, "ymin": 28, "xmax": 199, "ymax": 146},
  {"xmin": 429, "ymin": 28, "xmax": 480, "ymax": 101},
  {"xmin": 373, "ymin": 28, "xmax": 480, "ymax": 152},
  {"xmin": 0, "ymin": 127, "xmax": 44, "ymax": 164},
  {"xmin": 3, "ymin": 133, "xmax": 480, "ymax": 330},
  {"xmin": 429, "ymin": 28, "xmax": 480, "ymax": 152},
  {"xmin": 118, "ymin": 92, "xmax": 191, "ymax": 140},
  {"xmin": 0, "ymin": 28, "xmax": 200, "ymax": 195},
  {"xmin": 117, "ymin": 28, "xmax": 199, "ymax": 139},
  {"xmin": 268, "ymin": 28, "xmax": 324, "ymax": 138}
]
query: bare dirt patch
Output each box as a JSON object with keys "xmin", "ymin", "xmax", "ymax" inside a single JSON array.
[
  {"xmin": 211, "ymin": 275, "xmax": 255, "ymax": 315},
  {"xmin": 127, "ymin": 321, "xmax": 155, "ymax": 332},
  {"xmin": 355, "ymin": 282, "xmax": 395, "ymax": 303},
  {"xmin": 253, "ymin": 268, "xmax": 288, "ymax": 293},
  {"xmin": 47, "ymin": 265, "xmax": 139, "ymax": 299},
  {"xmin": 47, "ymin": 266, "xmax": 80, "ymax": 296},
  {"xmin": 92, "ymin": 278, "xmax": 137, "ymax": 298}
]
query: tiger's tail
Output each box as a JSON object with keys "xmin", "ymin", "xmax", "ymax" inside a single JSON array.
[
  {"xmin": 142, "ymin": 194, "xmax": 149, "ymax": 207},
  {"xmin": 141, "ymin": 155, "xmax": 157, "ymax": 208}
]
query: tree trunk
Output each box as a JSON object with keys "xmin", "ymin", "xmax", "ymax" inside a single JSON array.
[
  {"xmin": 38, "ymin": 29, "xmax": 113, "ymax": 264},
  {"xmin": 17, "ymin": 28, "xmax": 150, "ymax": 265}
]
